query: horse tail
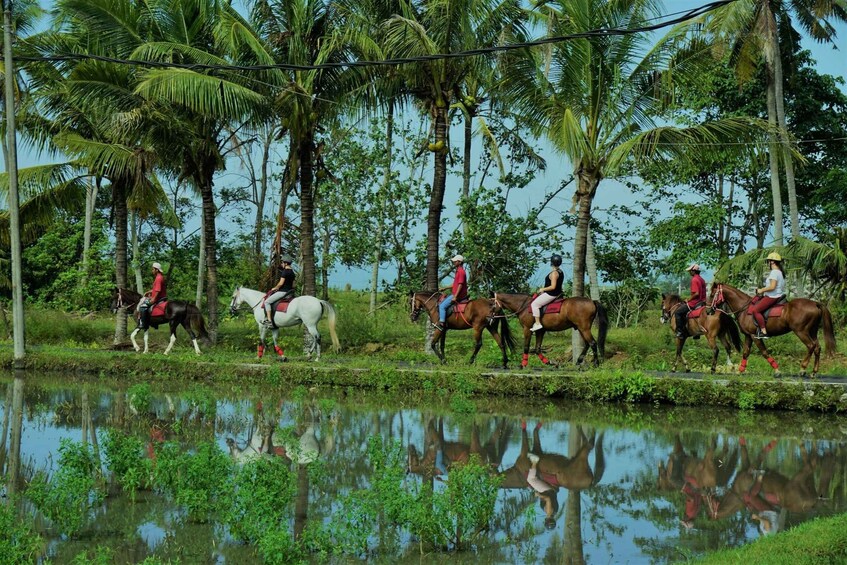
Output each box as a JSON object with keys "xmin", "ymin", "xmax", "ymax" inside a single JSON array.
[
  {"xmin": 191, "ymin": 305, "xmax": 211, "ymax": 343},
  {"xmin": 320, "ymin": 300, "xmax": 341, "ymax": 353},
  {"xmin": 593, "ymin": 301, "xmax": 608, "ymax": 360},
  {"xmin": 499, "ymin": 315, "xmax": 516, "ymax": 354},
  {"xmin": 820, "ymin": 303, "xmax": 837, "ymax": 357},
  {"xmin": 723, "ymin": 311, "xmax": 742, "ymax": 352}
]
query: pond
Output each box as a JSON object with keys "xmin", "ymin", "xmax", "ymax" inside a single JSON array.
[{"xmin": 2, "ymin": 373, "xmax": 846, "ymax": 564}]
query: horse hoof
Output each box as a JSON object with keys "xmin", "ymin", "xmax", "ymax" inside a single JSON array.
[
  {"xmin": 278, "ymin": 356, "xmax": 288, "ymax": 363},
  {"xmin": 799, "ymin": 371, "xmax": 807, "ymax": 379}
]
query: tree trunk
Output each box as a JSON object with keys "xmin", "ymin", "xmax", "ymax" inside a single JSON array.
[
  {"xmin": 254, "ymin": 129, "xmax": 272, "ymax": 258},
  {"xmin": 461, "ymin": 111, "xmax": 472, "ymax": 238},
  {"xmin": 131, "ymin": 211, "xmax": 143, "ymax": 294},
  {"xmin": 299, "ymin": 131, "xmax": 317, "ymax": 297},
  {"xmin": 572, "ymin": 174, "xmax": 597, "ymax": 363},
  {"xmin": 82, "ymin": 178, "xmax": 98, "ymax": 285},
  {"xmin": 199, "ymin": 178, "xmax": 219, "ymax": 343},
  {"xmin": 586, "ymin": 227, "xmax": 600, "ymax": 301},
  {"xmin": 425, "ymin": 104, "xmax": 449, "ymax": 293},
  {"xmin": 370, "ymin": 105, "xmax": 394, "ymax": 314},
  {"xmin": 321, "ymin": 228, "xmax": 329, "ymax": 301},
  {"xmin": 723, "ymin": 176, "xmax": 735, "ymax": 262},
  {"xmin": 196, "ymin": 212, "xmax": 205, "ymax": 309},
  {"xmin": 767, "ymin": 8, "xmax": 799, "ymax": 241},
  {"xmin": 563, "ymin": 426, "xmax": 586, "ymax": 565},
  {"xmin": 765, "ymin": 55, "xmax": 784, "ymax": 246},
  {"xmin": 113, "ymin": 188, "xmax": 129, "ymax": 345}
]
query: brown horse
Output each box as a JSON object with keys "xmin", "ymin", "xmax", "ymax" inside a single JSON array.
[
  {"xmin": 660, "ymin": 294, "xmax": 742, "ymax": 373},
  {"xmin": 709, "ymin": 283, "xmax": 837, "ymax": 377},
  {"xmin": 410, "ymin": 292, "xmax": 515, "ymax": 368},
  {"xmin": 493, "ymin": 293, "xmax": 608, "ymax": 367}
]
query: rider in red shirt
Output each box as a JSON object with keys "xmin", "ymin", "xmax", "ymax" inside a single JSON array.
[
  {"xmin": 675, "ymin": 263, "xmax": 707, "ymax": 339},
  {"xmin": 436, "ymin": 255, "xmax": 468, "ymax": 331},
  {"xmin": 139, "ymin": 262, "xmax": 167, "ymax": 329}
]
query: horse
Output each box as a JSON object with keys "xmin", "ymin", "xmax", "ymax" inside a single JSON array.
[
  {"xmin": 660, "ymin": 293, "xmax": 742, "ymax": 373},
  {"xmin": 229, "ymin": 286, "xmax": 340, "ymax": 361},
  {"xmin": 110, "ymin": 287, "xmax": 209, "ymax": 355},
  {"xmin": 493, "ymin": 293, "xmax": 608, "ymax": 368},
  {"xmin": 409, "ymin": 292, "xmax": 516, "ymax": 368},
  {"xmin": 709, "ymin": 282, "xmax": 837, "ymax": 377}
]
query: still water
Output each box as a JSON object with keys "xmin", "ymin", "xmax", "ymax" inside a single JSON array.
[{"xmin": 2, "ymin": 373, "xmax": 846, "ymax": 564}]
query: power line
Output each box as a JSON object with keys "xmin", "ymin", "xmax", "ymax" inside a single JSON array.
[{"xmin": 16, "ymin": 0, "xmax": 736, "ymax": 73}]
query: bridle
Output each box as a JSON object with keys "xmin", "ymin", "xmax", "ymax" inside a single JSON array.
[
  {"xmin": 112, "ymin": 288, "xmax": 140, "ymax": 313},
  {"xmin": 493, "ymin": 292, "xmax": 532, "ymax": 317},
  {"xmin": 410, "ymin": 292, "xmax": 439, "ymax": 322},
  {"xmin": 710, "ymin": 283, "xmax": 752, "ymax": 316},
  {"xmin": 660, "ymin": 301, "xmax": 682, "ymax": 324}
]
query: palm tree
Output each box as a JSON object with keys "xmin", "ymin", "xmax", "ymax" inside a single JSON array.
[
  {"xmin": 705, "ymin": 0, "xmax": 847, "ymax": 245},
  {"xmin": 383, "ymin": 0, "xmax": 526, "ymax": 292},
  {"xmin": 502, "ymin": 0, "xmax": 768, "ymax": 301}
]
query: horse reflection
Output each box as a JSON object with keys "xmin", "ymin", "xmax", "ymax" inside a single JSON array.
[
  {"xmin": 407, "ymin": 417, "xmax": 511, "ymax": 479},
  {"xmin": 708, "ymin": 439, "xmax": 835, "ymax": 522},
  {"xmin": 499, "ymin": 421, "xmax": 605, "ymax": 492},
  {"xmin": 657, "ymin": 434, "xmax": 737, "ymax": 494}
]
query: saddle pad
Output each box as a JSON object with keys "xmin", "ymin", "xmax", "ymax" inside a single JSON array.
[
  {"xmin": 764, "ymin": 305, "xmax": 784, "ymax": 319},
  {"xmin": 151, "ymin": 301, "xmax": 167, "ymax": 317},
  {"xmin": 687, "ymin": 306, "xmax": 706, "ymax": 319},
  {"xmin": 274, "ymin": 300, "xmax": 292, "ymax": 313},
  {"xmin": 537, "ymin": 296, "xmax": 564, "ymax": 315},
  {"xmin": 440, "ymin": 295, "xmax": 469, "ymax": 314}
]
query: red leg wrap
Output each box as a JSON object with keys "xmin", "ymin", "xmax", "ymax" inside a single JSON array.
[
  {"xmin": 257, "ymin": 345, "xmax": 265, "ymax": 358},
  {"xmin": 521, "ymin": 353, "xmax": 529, "ymax": 367},
  {"xmin": 538, "ymin": 354, "xmax": 550, "ymax": 365},
  {"xmin": 767, "ymin": 357, "xmax": 778, "ymax": 369},
  {"xmin": 274, "ymin": 345, "xmax": 284, "ymax": 357},
  {"xmin": 739, "ymin": 358, "xmax": 748, "ymax": 373}
]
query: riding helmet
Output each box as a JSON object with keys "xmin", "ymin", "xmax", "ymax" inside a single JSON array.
[
  {"xmin": 550, "ymin": 254, "xmax": 562, "ymax": 267},
  {"xmin": 765, "ymin": 252, "xmax": 782, "ymax": 263},
  {"xmin": 280, "ymin": 255, "xmax": 294, "ymax": 264}
]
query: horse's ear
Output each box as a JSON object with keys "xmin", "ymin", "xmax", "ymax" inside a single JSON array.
[{"xmin": 661, "ymin": 293, "xmax": 666, "ymax": 299}]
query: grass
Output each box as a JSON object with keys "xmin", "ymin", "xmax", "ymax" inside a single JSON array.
[{"xmin": 695, "ymin": 513, "xmax": 847, "ymax": 564}]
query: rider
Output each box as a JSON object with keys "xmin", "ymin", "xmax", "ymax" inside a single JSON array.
[
  {"xmin": 749, "ymin": 252, "xmax": 786, "ymax": 339},
  {"xmin": 436, "ymin": 255, "xmax": 468, "ymax": 332},
  {"xmin": 530, "ymin": 254, "xmax": 564, "ymax": 333},
  {"xmin": 674, "ymin": 263, "xmax": 707, "ymax": 339},
  {"xmin": 527, "ymin": 452, "xmax": 559, "ymax": 530},
  {"xmin": 138, "ymin": 262, "xmax": 167, "ymax": 329},
  {"xmin": 262, "ymin": 255, "xmax": 296, "ymax": 327}
]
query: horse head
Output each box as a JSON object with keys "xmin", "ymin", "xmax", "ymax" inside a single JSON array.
[
  {"xmin": 110, "ymin": 287, "xmax": 121, "ymax": 314},
  {"xmin": 660, "ymin": 293, "xmax": 681, "ymax": 324},
  {"xmin": 709, "ymin": 283, "xmax": 726, "ymax": 311},
  {"xmin": 410, "ymin": 292, "xmax": 433, "ymax": 322},
  {"xmin": 229, "ymin": 287, "xmax": 243, "ymax": 316}
]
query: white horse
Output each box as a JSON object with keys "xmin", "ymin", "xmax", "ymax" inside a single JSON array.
[{"xmin": 229, "ymin": 286, "xmax": 340, "ymax": 361}]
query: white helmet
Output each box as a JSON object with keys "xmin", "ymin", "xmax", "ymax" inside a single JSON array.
[
  {"xmin": 451, "ymin": 254, "xmax": 464, "ymax": 263},
  {"xmin": 152, "ymin": 262, "xmax": 163, "ymax": 272}
]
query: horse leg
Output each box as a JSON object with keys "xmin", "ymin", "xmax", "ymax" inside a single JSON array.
[
  {"xmin": 164, "ymin": 321, "xmax": 179, "ymax": 355},
  {"xmin": 258, "ymin": 325, "xmax": 268, "ymax": 359},
  {"xmin": 469, "ymin": 326, "xmax": 484, "ymax": 365},
  {"xmin": 535, "ymin": 331, "xmax": 552, "ymax": 366},
  {"xmin": 707, "ymin": 333, "xmax": 719, "ymax": 374},
  {"xmin": 486, "ymin": 325, "xmax": 508, "ymax": 369},
  {"xmin": 306, "ymin": 324, "xmax": 322, "ymax": 361},
  {"xmin": 752, "ymin": 337, "xmax": 780, "ymax": 375},
  {"xmin": 796, "ymin": 331, "xmax": 818, "ymax": 378},
  {"xmin": 143, "ymin": 330, "xmax": 150, "ymax": 354},
  {"xmin": 672, "ymin": 336, "xmax": 689, "ymax": 373},
  {"xmin": 271, "ymin": 329, "xmax": 286, "ymax": 361},
  {"xmin": 575, "ymin": 328, "xmax": 594, "ymax": 366},
  {"xmin": 180, "ymin": 319, "xmax": 201, "ymax": 355},
  {"xmin": 521, "ymin": 326, "xmax": 532, "ymax": 368},
  {"xmin": 720, "ymin": 333, "xmax": 734, "ymax": 366},
  {"xmin": 739, "ymin": 335, "xmax": 753, "ymax": 374},
  {"xmin": 130, "ymin": 327, "xmax": 142, "ymax": 352}
]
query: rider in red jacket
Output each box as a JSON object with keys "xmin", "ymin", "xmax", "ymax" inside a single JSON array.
[{"xmin": 139, "ymin": 262, "xmax": 167, "ymax": 329}]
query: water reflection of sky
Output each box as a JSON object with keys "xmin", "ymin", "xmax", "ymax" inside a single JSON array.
[{"xmin": 3, "ymin": 377, "xmax": 847, "ymax": 564}]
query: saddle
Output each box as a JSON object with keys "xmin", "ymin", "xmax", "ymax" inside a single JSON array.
[
  {"xmin": 439, "ymin": 295, "xmax": 470, "ymax": 316},
  {"xmin": 269, "ymin": 296, "xmax": 294, "ymax": 314},
  {"xmin": 687, "ymin": 304, "xmax": 706, "ymax": 319},
  {"xmin": 151, "ymin": 300, "xmax": 167, "ymax": 317},
  {"xmin": 531, "ymin": 294, "xmax": 565, "ymax": 315},
  {"xmin": 750, "ymin": 296, "xmax": 788, "ymax": 320}
]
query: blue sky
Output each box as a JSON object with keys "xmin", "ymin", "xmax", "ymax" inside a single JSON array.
[{"xmin": 11, "ymin": 0, "xmax": 847, "ymax": 291}]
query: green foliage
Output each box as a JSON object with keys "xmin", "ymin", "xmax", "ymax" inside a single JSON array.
[
  {"xmin": 128, "ymin": 383, "xmax": 152, "ymax": 414},
  {"xmin": 26, "ymin": 439, "xmax": 104, "ymax": 536},
  {"xmin": 737, "ymin": 391, "xmax": 758, "ymax": 411},
  {"xmin": 257, "ymin": 529, "xmax": 303, "ymax": 565},
  {"xmin": 71, "ymin": 546, "xmax": 113, "ymax": 565},
  {"xmin": 600, "ymin": 280, "xmax": 660, "ymax": 328},
  {"xmin": 223, "ymin": 457, "xmax": 297, "ymax": 542},
  {"xmin": 101, "ymin": 428, "xmax": 152, "ymax": 501},
  {"xmin": 0, "ymin": 499, "xmax": 43, "ymax": 564},
  {"xmin": 152, "ymin": 441, "xmax": 233, "ymax": 522}
]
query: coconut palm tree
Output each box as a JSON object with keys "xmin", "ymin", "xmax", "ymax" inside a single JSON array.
[
  {"xmin": 705, "ymin": 0, "xmax": 847, "ymax": 245},
  {"xmin": 382, "ymin": 0, "xmax": 526, "ymax": 292},
  {"xmin": 501, "ymin": 0, "xmax": 769, "ymax": 301}
]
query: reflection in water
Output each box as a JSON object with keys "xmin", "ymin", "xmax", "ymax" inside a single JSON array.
[{"xmin": 2, "ymin": 376, "xmax": 847, "ymax": 563}]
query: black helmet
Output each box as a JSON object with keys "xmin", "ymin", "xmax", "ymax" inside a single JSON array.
[
  {"xmin": 550, "ymin": 254, "xmax": 562, "ymax": 267},
  {"xmin": 280, "ymin": 255, "xmax": 294, "ymax": 264}
]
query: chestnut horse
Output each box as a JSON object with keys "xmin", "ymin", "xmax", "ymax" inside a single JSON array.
[
  {"xmin": 410, "ymin": 292, "xmax": 515, "ymax": 368},
  {"xmin": 709, "ymin": 283, "xmax": 836, "ymax": 377},
  {"xmin": 660, "ymin": 294, "xmax": 741, "ymax": 373},
  {"xmin": 493, "ymin": 293, "xmax": 608, "ymax": 368}
]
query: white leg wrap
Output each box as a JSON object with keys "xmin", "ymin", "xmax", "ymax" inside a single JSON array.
[
  {"xmin": 143, "ymin": 332, "xmax": 149, "ymax": 353},
  {"xmin": 130, "ymin": 329, "xmax": 140, "ymax": 352},
  {"xmin": 193, "ymin": 339, "xmax": 201, "ymax": 355},
  {"xmin": 164, "ymin": 334, "xmax": 177, "ymax": 355}
]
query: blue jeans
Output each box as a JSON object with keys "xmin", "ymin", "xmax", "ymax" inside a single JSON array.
[{"xmin": 438, "ymin": 294, "xmax": 454, "ymax": 324}]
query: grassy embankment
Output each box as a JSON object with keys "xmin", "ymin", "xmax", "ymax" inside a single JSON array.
[{"xmin": 1, "ymin": 289, "xmax": 845, "ymax": 411}]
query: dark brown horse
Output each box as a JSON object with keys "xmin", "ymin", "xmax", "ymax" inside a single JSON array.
[
  {"xmin": 709, "ymin": 283, "xmax": 837, "ymax": 377},
  {"xmin": 660, "ymin": 294, "xmax": 742, "ymax": 373},
  {"xmin": 493, "ymin": 293, "xmax": 608, "ymax": 367},
  {"xmin": 410, "ymin": 292, "xmax": 515, "ymax": 368},
  {"xmin": 111, "ymin": 287, "xmax": 209, "ymax": 355}
]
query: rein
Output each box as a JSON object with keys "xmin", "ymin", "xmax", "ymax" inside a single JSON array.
[
  {"xmin": 494, "ymin": 293, "xmax": 532, "ymax": 317},
  {"xmin": 712, "ymin": 284, "xmax": 752, "ymax": 317}
]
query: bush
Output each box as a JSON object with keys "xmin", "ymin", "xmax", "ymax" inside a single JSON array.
[{"xmin": 0, "ymin": 499, "xmax": 43, "ymax": 564}]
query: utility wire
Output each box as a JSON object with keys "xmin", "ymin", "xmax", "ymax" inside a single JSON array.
[{"xmin": 15, "ymin": 0, "xmax": 736, "ymax": 73}]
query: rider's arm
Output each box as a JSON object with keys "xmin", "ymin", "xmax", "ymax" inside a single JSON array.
[
  {"xmin": 150, "ymin": 277, "xmax": 162, "ymax": 302},
  {"xmin": 757, "ymin": 277, "xmax": 777, "ymax": 295},
  {"xmin": 272, "ymin": 277, "xmax": 285, "ymax": 291},
  {"xmin": 538, "ymin": 270, "xmax": 558, "ymax": 293}
]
